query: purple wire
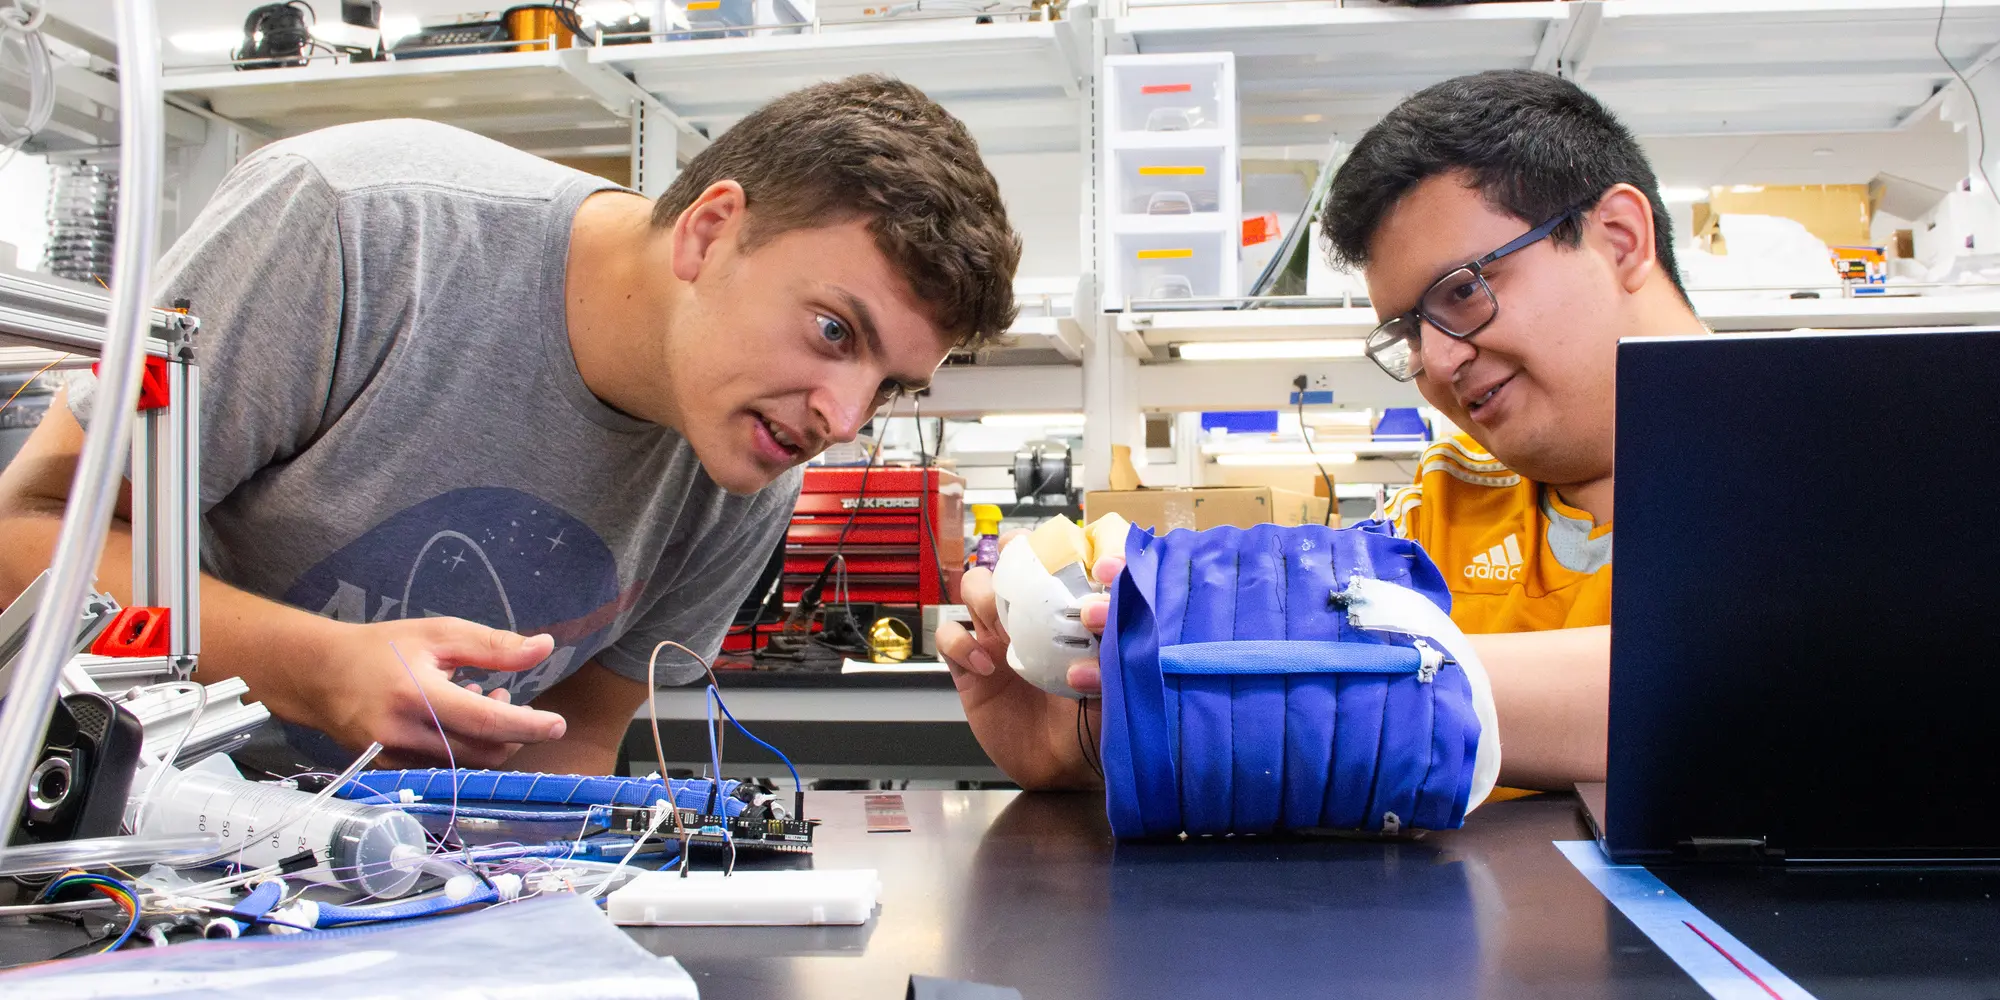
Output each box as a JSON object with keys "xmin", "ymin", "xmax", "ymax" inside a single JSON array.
[{"xmin": 387, "ymin": 641, "xmax": 461, "ymax": 853}]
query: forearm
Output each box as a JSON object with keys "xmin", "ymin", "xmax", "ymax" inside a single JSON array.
[
  {"xmin": 500, "ymin": 661, "xmax": 647, "ymax": 776},
  {"xmin": 502, "ymin": 730, "xmax": 621, "ymax": 776},
  {"xmin": 0, "ymin": 501, "xmax": 343, "ymax": 726},
  {"xmin": 1470, "ymin": 625, "xmax": 1609, "ymax": 790},
  {"xmin": 1028, "ymin": 699, "xmax": 1105, "ymax": 792}
]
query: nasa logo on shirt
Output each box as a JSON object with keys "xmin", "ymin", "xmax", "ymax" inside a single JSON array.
[{"xmin": 285, "ymin": 486, "xmax": 637, "ymax": 703}]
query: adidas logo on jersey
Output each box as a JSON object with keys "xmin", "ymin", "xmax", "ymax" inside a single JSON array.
[{"xmin": 1464, "ymin": 533, "xmax": 1525, "ymax": 582}]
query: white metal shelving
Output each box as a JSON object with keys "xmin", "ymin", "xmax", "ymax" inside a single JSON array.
[
  {"xmin": 1113, "ymin": 0, "xmax": 2000, "ymax": 144},
  {"xmin": 1688, "ymin": 288, "xmax": 2000, "ymax": 330},
  {"xmin": 126, "ymin": 1, "xmax": 2000, "ymax": 489},
  {"xmin": 593, "ymin": 20, "xmax": 1086, "ymax": 155},
  {"xmin": 1117, "ymin": 290, "xmax": 2000, "ymax": 350},
  {"xmin": 0, "ymin": 14, "xmax": 207, "ymax": 152},
  {"xmin": 160, "ymin": 47, "xmax": 680, "ymax": 158},
  {"xmin": 158, "ymin": 19, "xmax": 1084, "ymax": 158}
]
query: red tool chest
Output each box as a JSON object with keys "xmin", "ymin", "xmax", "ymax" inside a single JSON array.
[
  {"xmin": 721, "ymin": 467, "xmax": 965, "ymax": 656},
  {"xmin": 784, "ymin": 467, "xmax": 964, "ymax": 606}
]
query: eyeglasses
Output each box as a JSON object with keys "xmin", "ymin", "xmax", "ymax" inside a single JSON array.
[{"xmin": 1362, "ymin": 205, "xmax": 1585, "ymax": 382}]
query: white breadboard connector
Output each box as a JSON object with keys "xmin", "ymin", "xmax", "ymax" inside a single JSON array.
[{"xmin": 606, "ymin": 868, "xmax": 881, "ymax": 926}]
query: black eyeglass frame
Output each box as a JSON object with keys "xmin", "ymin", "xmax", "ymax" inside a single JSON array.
[{"xmin": 1363, "ymin": 204, "xmax": 1589, "ymax": 381}]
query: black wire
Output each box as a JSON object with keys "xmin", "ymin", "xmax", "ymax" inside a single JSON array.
[
  {"xmin": 1008, "ymin": 465, "xmax": 1049, "ymax": 516},
  {"xmin": 830, "ymin": 399, "xmax": 896, "ymax": 560},
  {"xmin": 911, "ymin": 398, "xmax": 952, "ymax": 601},
  {"xmin": 1076, "ymin": 698, "xmax": 1102, "ymax": 780},
  {"xmin": 1296, "ymin": 397, "xmax": 1336, "ymax": 527},
  {"xmin": 778, "ymin": 397, "xmax": 895, "ymax": 660},
  {"xmin": 46, "ymin": 926, "xmax": 125, "ymax": 961},
  {"xmin": 1937, "ymin": 0, "xmax": 2000, "ymax": 211}
]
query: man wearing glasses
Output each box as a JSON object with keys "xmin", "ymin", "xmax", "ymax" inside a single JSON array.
[{"xmin": 940, "ymin": 69, "xmax": 1707, "ymax": 795}]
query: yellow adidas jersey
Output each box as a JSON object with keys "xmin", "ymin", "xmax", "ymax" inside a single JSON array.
[{"xmin": 1383, "ymin": 435, "xmax": 1612, "ymax": 634}]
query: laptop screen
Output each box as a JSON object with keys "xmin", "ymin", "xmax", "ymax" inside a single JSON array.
[{"xmin": 1606, "ymin": 326, "xmax": 2000, "ymax": 861}]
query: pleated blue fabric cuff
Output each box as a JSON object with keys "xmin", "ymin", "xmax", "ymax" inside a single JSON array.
[{"xmin": 1098, "ymin": 522, "xmax": 1499, "ymax": 839}]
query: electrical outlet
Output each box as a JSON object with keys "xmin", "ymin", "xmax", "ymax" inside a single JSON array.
[
  {"xmin": 1290, "ymin": 367, "xmax": 1335, "ymax": 406},
  {"xmin": 1293, "ymin": 367, "xmax": 1335, "ymax": 392}
]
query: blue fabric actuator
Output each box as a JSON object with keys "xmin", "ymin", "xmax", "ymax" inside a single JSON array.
[{"xmin": 1096, "ymin": 523, "xmax": 1500, "ymax": 839}]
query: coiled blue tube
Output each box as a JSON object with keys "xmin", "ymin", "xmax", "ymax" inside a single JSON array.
[
  {"xmin": 308, "ymin": 886, "xmax": 498, "ymax": 928},
  {"xmin": 334, "ymin": 769, "xmax": 746, "ymax": 818},
  {"xmin": 230, "ymin": 880, "xmax": 285, "ymax": 933}
]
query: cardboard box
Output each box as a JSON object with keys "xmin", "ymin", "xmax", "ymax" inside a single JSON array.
[
  {"xmin": 1693, "ymin": 184, "xmax": 1872, "ymax": 253},
  {"xmin": 1085, "ymin": 486, "xmax": 1330, "ymax": 534}
]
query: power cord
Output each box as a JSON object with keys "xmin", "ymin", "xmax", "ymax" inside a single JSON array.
[
  {"xmin": 768, "ymin": 396, "xmax": 897, "ymax": 660},
  {"xmin": 1075, "ymin": 699, "xmax": 1102, "ymax": 780},
  {"xmin": 910, "ymin": 395, "xmax": 951, "ymax": 602},
  {"xmin": 1293, "ymin": 376, "xmax": 1336, "ymax": 526},
  {"xmin": 1937, "ymin": 0, "xmax": 2000, "ymax": 210}
]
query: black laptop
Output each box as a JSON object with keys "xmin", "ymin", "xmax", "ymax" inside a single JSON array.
[{"xmin": 1581, "ymin": 326, "xmax": 2000, "ymax": 863}]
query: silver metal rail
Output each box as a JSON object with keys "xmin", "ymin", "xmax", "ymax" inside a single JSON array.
[{"xmin": 0, "ymin": 0, "xmax": 164, "ymax": 867}]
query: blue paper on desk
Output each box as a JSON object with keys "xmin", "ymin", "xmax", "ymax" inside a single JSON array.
[{"xmin": 0, "ymin": 893, "xmax": 698, "ymax": 1000}]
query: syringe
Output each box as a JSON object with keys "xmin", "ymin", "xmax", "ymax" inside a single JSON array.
[{"xmin": 133, "ymin": 764, "xmax": 428, "ymax": 898}]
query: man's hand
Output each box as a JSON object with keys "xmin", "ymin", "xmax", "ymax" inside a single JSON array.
[
  {"xmin": 937, "ymin": 530, "xmax": 1124, "ymax": 790},
  {"xmin": 295, "ymin": 616, "xmax": 569, "ymax": 768},
  {"xmin": 0, "ymin": 388, "xmax": 569, "ymax": 770}
]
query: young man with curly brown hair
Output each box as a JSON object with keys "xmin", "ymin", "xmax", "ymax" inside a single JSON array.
[{"xmin": 0, "ymin": 75, "xmax": 1022, "ymax": 773}]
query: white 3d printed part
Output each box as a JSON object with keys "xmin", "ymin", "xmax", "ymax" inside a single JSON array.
[
  {"xmin": 1339, "ymin": 575, "xmax": 1502, "ymax": 813},
  {"xmin": 606, "ymin": 869, "xmax": 882, "ymax": 927}
]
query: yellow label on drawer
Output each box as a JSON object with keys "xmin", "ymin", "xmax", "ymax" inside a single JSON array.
[
  {"xmin": 686, "ymin": 1, "xmax": 722, "ymax": 9},
  {"xmin": 1136, "ymin": 248, "xmax": 1195, "ymax": 260},
  {"xmin": 1137, "ymin": 166, "xmax": 1206, "ymax": 176}
]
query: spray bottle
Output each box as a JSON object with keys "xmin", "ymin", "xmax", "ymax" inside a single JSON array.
[{"xmin": 971, "ymin": 504, "xmax": 1003, "ymax": 571}]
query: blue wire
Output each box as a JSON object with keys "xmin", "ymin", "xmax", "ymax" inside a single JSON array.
[
  {"xmin": 704, "ymin": 685, "xmax": 723, "ymax": 789},
  {"xmin": 106, "ymin": 909, "xmax": 141, "ymax": 952},
  {"xmin": 707, "ymin": 684, "xmax": 803, "ymax": 801}
]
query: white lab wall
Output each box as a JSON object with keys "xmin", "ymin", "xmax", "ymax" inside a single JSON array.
[
  {"xmin": 983, "ymin": 151, "xmax": 1083, "ymax": 281},
  {"xmin": 0, "ymin": 152, "xmax": 52, "ymax": 273}
]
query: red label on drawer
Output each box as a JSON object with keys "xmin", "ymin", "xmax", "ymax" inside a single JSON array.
[{"xmin": 1140, "ymin": 83, "xmax": 1193, "ymax": 95}]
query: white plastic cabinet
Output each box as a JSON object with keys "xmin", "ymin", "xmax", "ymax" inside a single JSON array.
[{"xmin": 1102, "ymin": 53, "xmax": 1239, "ymax": 309}]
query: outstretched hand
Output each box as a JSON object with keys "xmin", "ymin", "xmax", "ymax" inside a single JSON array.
[{"xmin": 291, "ymin": 616, "xmax": 570, "ymax": 769}]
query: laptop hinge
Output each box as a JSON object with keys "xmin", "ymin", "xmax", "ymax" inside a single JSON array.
[{"xmin": 1684, "ymin": 837, "xmax": 1778, "ymax": 862}]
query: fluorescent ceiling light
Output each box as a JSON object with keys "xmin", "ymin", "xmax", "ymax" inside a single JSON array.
[
  {"xmin": 1657, "ymin": 186, "xmax": 1711, "ymax": 203},
  {"xmin": 980, "ymin": 412, "xmax": 1087, "ymax": 428},
  {"xmin": 1213, "ymin": 452, "xmax": 1358, "ymax": 466},
  {"xmin": 1175, "ymin": 339, "xmax": 1366, "ymax": 361},
  {"xmin": 169, "ymin": 30, "xmax": 241, "ymax": 54}
]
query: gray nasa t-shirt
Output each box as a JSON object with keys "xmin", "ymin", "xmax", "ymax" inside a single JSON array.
[{"xmin": 70, "ymin": 119, "xmax": 798, "ymax": 703}]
